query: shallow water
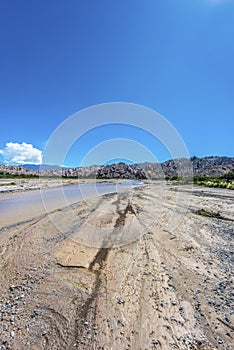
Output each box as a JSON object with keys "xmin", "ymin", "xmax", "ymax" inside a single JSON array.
[{"xmin": 0, "ymin": 180, "xmax": 143, "ymax": 228}]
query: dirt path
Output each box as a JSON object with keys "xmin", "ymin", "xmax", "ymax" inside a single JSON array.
[{"xmin": 0, "ymin": 184, "xmax": 233, "ymax": 349}]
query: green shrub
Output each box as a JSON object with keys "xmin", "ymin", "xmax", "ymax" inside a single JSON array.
[{"xmin": 0, "ymin": 181, "xmax": 16, "ymax": 186}]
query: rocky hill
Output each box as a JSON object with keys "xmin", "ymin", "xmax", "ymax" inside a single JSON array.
[
  {"xmin": 190, "ymin": 156, "xmax": 234, "ymax": 176},
  {"xmin": 0, "ymin": 156, "xmax": 233, "ymax": 180},
  {"xmin": 96, "ymin": 163, "xmax": 147, "ymax": 179},
  {"xmin": 0, "ymin": 164, "xmax": 37, "ymax": 176},
  {"xmin": 160, "ymin": 156, "xmax": 233, "ymax": 178}
]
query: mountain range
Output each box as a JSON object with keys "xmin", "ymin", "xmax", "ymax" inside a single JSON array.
[{"xmin": 0, "ymin": 156, "xmax": 233, "ymax": 179}]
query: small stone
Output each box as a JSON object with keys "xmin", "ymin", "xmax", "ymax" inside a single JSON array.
[{"xmin": 215, "ymin": 336, "xmax": 223, "ymax": 344}]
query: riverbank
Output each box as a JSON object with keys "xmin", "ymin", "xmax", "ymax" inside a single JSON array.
[
  {"xmin": 0, "ymin": 184, "xmax": 233, "ymax": 349},
  {"xmin": 0, "ymin": 178, "xmax": 80, "ymax": 196}
]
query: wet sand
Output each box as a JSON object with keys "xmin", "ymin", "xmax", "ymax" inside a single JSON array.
[{"xmin": 0, "ymin": 183, "xmax": 233, "ymax": 349}]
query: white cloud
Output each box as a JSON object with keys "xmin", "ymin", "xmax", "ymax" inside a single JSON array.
[{"xmin": 0, "ymin": 142, "xmax": 42, "ymax": 165}]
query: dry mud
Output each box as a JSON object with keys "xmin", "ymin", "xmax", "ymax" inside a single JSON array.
[{"xmin": 0, "ymin": 183, "xmax": 233, "ymax": 349}]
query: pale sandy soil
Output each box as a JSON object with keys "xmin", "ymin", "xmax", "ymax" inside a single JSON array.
[
  {"xmin": 0, "ymin": 183, "xmax": 233, "ymax": 349},
  {"xmin": 0, "ymin": 178, "xmax": 76, "ymax": 193}
]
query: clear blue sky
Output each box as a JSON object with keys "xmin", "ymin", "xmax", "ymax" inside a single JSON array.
[{"xmin": 0, "ymin": 0, "xmax": 233, "ymax": 166}]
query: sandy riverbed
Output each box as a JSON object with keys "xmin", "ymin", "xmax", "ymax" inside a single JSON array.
[
  {"xmin": 0, "ymin": 178, "xmax": 77, "ymax": 194},
  {"xmin": 0, "ymin": 183, "xmax": 233, "ymax": 349}
]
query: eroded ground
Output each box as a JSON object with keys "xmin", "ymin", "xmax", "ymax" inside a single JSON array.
[{"xmin": 0, "ymin": 183, "xmax": 233, "ymax": 349}]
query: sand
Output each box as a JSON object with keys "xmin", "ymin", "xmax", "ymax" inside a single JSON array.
[{"xmin": 0, "ymin": 182, "xmax": 233, "ymax": 349}]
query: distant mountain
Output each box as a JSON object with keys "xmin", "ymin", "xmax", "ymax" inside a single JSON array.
[
  {"xmin": 140, "ymin": 156, "xmax": 234, "ymax": 178},
  {"xmin": 20, "ymin": 164, "xmax": 65, "ymax": 171},
  {"xmin": 60, "ymin": 156, "xmax": 234, "ymax": 179},
  {"xmin": 1, "ymin": 156, "xmax": 233, "ymax": 179}
]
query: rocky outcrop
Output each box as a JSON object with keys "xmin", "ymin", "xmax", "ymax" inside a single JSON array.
[
  {"xmin": 96, "ymin": 162, "xmax": 147, "ymax": 179},
  {"xmin": 190, "ymin": 156, "xmax": 234, "ymax": 176},
  {"xmin": 139, "ymin": 156, "xmax": 234, "ymax": 179},
  {"xmin": 0, "ymin": 164, "xmax": 37, "ymax": 176}
]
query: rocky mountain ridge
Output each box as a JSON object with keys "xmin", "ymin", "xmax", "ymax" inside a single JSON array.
[{"xmin": 0, "ymin": 156, "xmax": 233, "ymax": 179}]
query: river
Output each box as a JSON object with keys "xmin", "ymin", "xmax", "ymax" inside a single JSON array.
[{"xmin": 0, "ymin": 180, "xmax": 143, "ymax": 229}]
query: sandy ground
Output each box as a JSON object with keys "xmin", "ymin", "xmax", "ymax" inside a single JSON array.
[
  {"xmin": 0, "ymin": 178, "xmax": 74, "ymax": 194},
  {"xmin": 0, "ymin": 183, "xmax": 233, "ymax": 349}
]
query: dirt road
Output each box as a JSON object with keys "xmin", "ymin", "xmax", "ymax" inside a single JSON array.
[{"xmin": 0, "ymin": 183, "xmax": 233, "ymax": 349}]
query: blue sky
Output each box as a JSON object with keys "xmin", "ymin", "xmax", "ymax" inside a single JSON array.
[{"xmin": 0, "ymin": 0, "xmax": 233, "ymax": 166}]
